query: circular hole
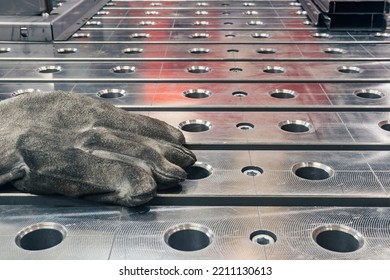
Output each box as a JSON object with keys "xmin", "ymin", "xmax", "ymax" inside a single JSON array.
[
  {"xmin": 12, "ymin": 88, "xmax": 42, "ymax": 97},
  {"xmin": 164, "ymin": 224, "xmax": 214, "ymax": 252},
  {"xmin": 195, "ymin": 10, "xmax": 209, "ymax": 15},
  {"xmin": 355, "ymin": 89, "xmax": 384, "ymax": 99},
  {"xmin": 145, "ymin": 11, "xmax": 159, "ymax": 15},
  {"xmin": 15, "ymin": 223, "xmax": 67, "ymax": 251},
  {"xmin": 245, "ymin": 11, "xmax": 259, "ymax": 15},
  {"xmin": 185, "ymin": 162, "xmax": 213, "ymax": 180},
  {"xmin": 289, "ymin": 2, "xmax": 301, "ymax": 6},
  {"xmin": 189, "ymin": 48, "xmax": 210, "ymax": 54},
  {"xmin": 337, "ymin": 66, "xmax": 362, "ymax": 74},
  {"xmin": 193, "ymin": 21, "xmax": 209, "ymax": 26},
  {"xmin": 250, "ymin": 230, "xmax": 277, "ymax": 245},
  {"xmin": 279, "ymin": 120, "xmax": 313, "ymax": 133},
  {"xmin": 183, "ymin": 89, "xmax": 212, "ymax": 99},
  {"xmin": 252, "ymin": 33, "xmax": 270, "ymax": 39},
  {"xmin": 97, "ymin": 89, "xmax": 127, "ymax": 98},
  {"xmin": 86, "ymin": 20, "xmax": 102, "ymax": 26},
  {"xmin": 56, "ymin": 48, "xmax": 77, "ymax": 54},
  {"xmin": 244, "ymin": 2, "xmax": 256, "ymax": 6},
  {"xmin": 224, "ymin": 22, "xmax": 234, "ymax": 25},
  {"xmin": 312, "ymin": 33, "xmax": 331, "ymax": 38},
  {"xmin": 257, "ymin": 48, "xmax": 277, "ymax": 54},
  {"xmin": 97, "ymin": 11, "xmax": 109, "ymax": 15},
  {"xmin": 227, "ymin": 49, "xmax": 239, "ymax": 53},
  {"xmin": 138, "ymin": 21, "xmax": 156, "ymax": 26},
  {"xmin": 0, "ymin": 47, "xmax": 11, "ymax": 53},
  {"xmin": 38, "ymin": 66, "xmax": 62, "ymax": 74},
  {"xmin": 112, "ymin": 66, "xmax": 136, "ymax": 74},
  {"xmin": 123, "ymin": 48, "xmax": 144, "ymax": 54},
  {"xmin": 179, "ymin": 119, "xmax": 212, "ymax": 132},
  {"xmin": 187, "ymin": 66, "xmax": 211, "ymax": 74},
  {"xmin": 230, "ymin": 67, "xmax": 243, "ymax": 72},
  {"xmin": 247, "ymin": 20, "xmax": 264, "ymax": 26},
  {"xmin": 196, "ymin": 2, "xmax": 209, "ymax": 6},
  {"xmin": 236, "ymin": 122, "xmax": 255, "ymax": 130},
  {"xmin": 190, "ymin": 33, "xmax": 210, "ymax": 39},
  {"xmin": 225, "ymin": 34, "xmax": 236, "ymax": 38},
  {"xmin": 372, "ymin": 32, "xmax": 390, "ymax": 38},
  {"xmin": 263, "ymin": 66, "xmax": 285, "ymax": 74},
  {"xmin": 221, "ymin": 3, "xmax": 230, "ymax": 6},
  {"xmin": 293, "ymin": 162, "xmax": 334, "ymax": 181},
  {"xmin": 130, "ymin": 33, "xmax": 150, "ymax": 39},
  {"xmin": 151, "ymin": 2, "xmax": 162, "ymax": 6},
  {"xmin": 379, "ymin": 120, "xmax": 390, "ymax": 132},
  {"xmin": 232, "ymin": 91, "xmax": 248, "ymax": 97},
  {"xmin": 269, "ymin": 89, "xmax": 297, "ymax": 99},
  {"xmin": 242, "ymin": 166, "xmax": 264, "ymax": 176},
  {"xmin": 222, "ymin": 11, "xmax": 231, "ymax": 15},
  {"xmin": 324, "ymin": 48, "xmax": 346, "ymax": 54},
  {"xmin": 72, "ymin": 33, "xmax": 90, "ymax": 38},
  {"xmin": 313, "ymin": 225, "xmax": 364, "ymax": 253}
]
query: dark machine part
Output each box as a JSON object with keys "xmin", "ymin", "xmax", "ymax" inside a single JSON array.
[{"xmin": 1, "ymin": 0, "xmax": 390, "ymax": 259}]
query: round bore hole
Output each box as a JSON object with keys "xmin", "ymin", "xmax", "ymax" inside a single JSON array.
[
  {"xmin": 250, "ymin": 230, "xmax": 277, "ymax": 245},
  {"xmin": 72, "ymin": 33, "xmax": 90, "ymax": 38},
  {"xmin": 232, "ymin": 91, "xmax": 248, "ymax": 97},
  {"xmin": 189, "ymin": 48, "xmax": 210, "ymax": 54},
  {"xmin": 195, "ymin": 10, "xmax": 209, "ymax": 15},
  {"xmin": 179, "ymin": 119, "xmax": 212, "ymax": 132},
  {"xmin": 185, "ymin": 162, "xmax": 213, "ymax": 180},
  {"xmin": 269, "ymin": 89, "xmax": 297, "ymax": 99},
  {"xmin": 244, "ymin": 11, "xmax": 259, "ymax": 15},
  {"xmin": 193, "ymin": 21, "xmax": 209, "ymax": 26},
  {"xmin": 379, "ymin": 120, "xmax": 390, "ymax": 132},
  {"xmin": 236, "ymin": 122, "xmax": 255, "ymax": 130},
  {"xmin": 183, "ymin": 89, "xmax": 212, "ymax": 99},
  {"xmin": 244, "ymin": 2, "xmax": 256, "ymax": 6},
  {"xmin": 313, "ymin": 225, "xmax": 364, "ymax": 253},
  {"xmin": 257, "ymin": 48, "xmax": 277, "ymax": 54},
  {"xmin": 229, "ymin": 67, "xmax": 243, "ymax": 72},
  {"xmin": 0, "ymin": 47, "xmax": 11, "ymax": 53},
  {"xmin": 224, "ymin": 22, "xmax": 234, "ymax": 25},
  {"xmin": 225, "ymin": 34, "xmax": 236, "ymax": 38},
  {"xmin": 130, "ymin": 33, "xmax": 150, "ymax": 39},
  {"xmin": 165, "ymin": 224, "xmax": 214, "ymax": 252},
  {"xmin": 123, "ymin": 48, "xmax": 143, "ymax": 54},
  {"xmin": 312, "ymin": 33, "xmax": 331, "ymax": 38},
  {"xmin": 372, "ymin": 32, "xmax": 390, "ymax": 38},
  {"xmin": 324, "ymin": 48, "xmax": 345, "ymax": 54},
  {"xmin": 38, "ymin": 66, "xmax": 62, "ymax": 74},
  {"xmin": 247, "ymin": 20, "xmax": 264, "ymax": 26},
  {"xmin": 12, "ymin": 88, "xmax": 42, "ymax": 97},
  {"xmin": 263, "ymin": 66, "xmax": 285, "ymax": 74},
  {"xmin": 187, "ymin": 66, "xmax": 211, "ymax": 74},
  {"xmin": 242, "ymin": 166, "xmax": 264, "ymax": 176},
  {"xmin": 227, "ymin": 49, "xmax": 239, "ymax": 53},
  {"xmin": 190, "ymin": 33, "xmax": 210, "ymax": 39},
  {"xmin": 355, "ymin": 89, "xmax": 384, "ymax": 99},
  {"xmin": 15, "ymin": 223, "xmax": 67, "ymax": 251},
  {"xmin": 112, "ymin": 66, "xmax": 136, "ymax": 74},
  {"xmin": 57, "ymin": 48, "xmax": 77, "ymax": 54},
  {"xmin": 138, "ymin": 21, "xmax": 156, "ymax": 26},
  {"xmin": 279, "ymin": 120, "xmax": 313, "ymax": 133},
  {"xmin": 86, "ymin": 20, "xmax": 102, "ymax": 26},
  {"xmin": 252, "ymin": 33, "xmax": 270, "ymax": 39},
  {"xmin": 293, "ymin": 162, "xmax": 334, "ymax": 181},
  {"xmin": 145, "ymin": 11, "xmax": 159, "ymax": 15},
  {"xmin": 97, "ymin": 89, "xmax": 127, "ymax": 98},
  {"xmin": 337, "ymin": 66, "xmax": 362, "ymax": 74}
]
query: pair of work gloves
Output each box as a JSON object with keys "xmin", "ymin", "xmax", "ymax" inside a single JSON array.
[{"xmin": 0, "ymin": 92, "xmax": 196, "ymax": 206}]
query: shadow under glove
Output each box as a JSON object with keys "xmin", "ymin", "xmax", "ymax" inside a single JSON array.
[{"xmin": 0, "ymin": 92, "xmax": 196, "ymax": 206}]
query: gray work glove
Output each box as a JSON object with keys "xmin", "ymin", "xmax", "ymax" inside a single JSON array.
[{"xmin": 0, "ymin": 92, "xmax": 196, "ymax": 206}]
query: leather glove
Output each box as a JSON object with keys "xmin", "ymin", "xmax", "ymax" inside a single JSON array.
[{"xmin": 0, "ymin": 92, "xmax": 196, "ymax": 206}]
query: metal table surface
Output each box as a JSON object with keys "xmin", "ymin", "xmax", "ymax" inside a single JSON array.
[{"xmin": 1, "ymin": 0, "xmax": 390, "ymax": 259}]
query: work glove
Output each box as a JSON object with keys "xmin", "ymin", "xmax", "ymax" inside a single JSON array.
[{"xmin": 0, "ymin": 92, "xmax": 196, "ymax": 206}]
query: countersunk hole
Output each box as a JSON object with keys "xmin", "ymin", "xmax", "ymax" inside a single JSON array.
[
  {"xmin": 263, "ymin": 66, "xmax": 285, "ymax": 74},
  {"xmin": 86, "ymin": 20, "xmax": 102, "ymax": 26},
  {"xmin": 195, "ymin": 10, "xmax": 209, "ymax": 15},
  {"xmin": 252, "ymin": 33, "xmax": 270, "ymax": 38},
  {"xmin": 189, "ymin": 48, "xmax": 210, "ymax": 54},
  {"xmin": 72, "ymin": 33, "xmax": 90, "ymax": 38},
  {"xmin": 187, "ymin": 66, "xmax": 211, "ymax": 74},
  {"xmin": 244, "ymin": 2, "xmax": 256, "ymax": 6},
  {"xmin": 232, "ymin": 91, "xmax": 248, "ymax": 97},
  {"xmin": 185, "ymin": 162, "xmax": 213, "ymax": 180},
  {"xmin": 250, "ymin": 230, "xmax": 277, "ymax": 245},
  {"xmin": 257, "ymin": 48, "xmax": 276, "ymax": 54},
  {"xmin": 225, "ymin": 34, "xmax": 236, "ymax": 38},
  {"xmin": 242, "ymin": 166, "xmax": 263, "ymax": 176},
  {"xmin": 138, "ymin": 21, "xmax": 156, "ymax": 26},
  {"xmin": 230, "ymin": 67, "xmax": 243, "ymax": 72},
  {"xmin": 247, "ymin": 20, "xmax": 263, "ymax": 25},
  {"xmin": 224, "ymin": 22, "xmax": 234, "ymax": 25},
  {"xmin": 164, "ymin": 223, "xmax": 214, "ymax": 252},
  {"xmin": 38, "ymin": 66, "xmax": 62, "ymax": 74},
  {"xmin": 293, "ymin": 162, "xmax": 334, "ymax": 180},
  {"xmin": 97, "ymin": 89, "xmax": 127, "ymax": 98},
  {"xmin": 0, "ymin": 47, "xmax": 11, "ymax": 53},
  {"xmin": 337, "ymin": 66, "xmax": 362, "ymax": 74},
  {"xmin": 312, "ymin": 33, "xmax": 331, "ymax": 38},
  {"xmin": 193, "ymin": 21, "xmax": 209, "ymax": 26},
  {"xmin": 183, "ymin": 89, "xmax": 212, "ymax": 99},
  {"xmin": 112, "ymin": 66, "xmax": 136, "ymax": 74},
  {"xmin": 145, "ymin": 11, "xmax": 159, "ymax": 15},
  {"xmin": 123, "ymin": 48, "xmax": 143, "ymax": 54},
  {"xmin": 130, "ymin": 33, "xmax": 150, "ymax": 39},
  {"xmin": 12, "ymin": 88, "xmax": 42, "ymax": 97},
  {"xmin": 269, "ymin": 89, "xmax": 297, "ymax": 99},
  {"xmin": 15, "ymin": 222, "xmax": 67, "ymax": 251},
  {"xmin": 236, "ymin": 122, "xmax": 255, "ymax": 130},
  {"xmin": 372, "ymin": 32, "xmax": 390, "ymax": 38},
  {"xmin": 227, "ymin": 49, "xmax": 239, "ymax": 53},
  {"xmin": 355, "ymin": 89, "xmax": 384, "ymax": 99},
  {"xmin": 244, "ymin": 11, "xmax": 259, "ymax": 15},
  {"xmin": 179, "ymin": 119, "xmax": 212, "ymax": 132},
  {"xmin": 97, "ymin": 11, "xmax": 109, "ymax": 15},
  {"xmin": 190, "ymin": 33, "xmax": 210, "ymax": 39},
  {"xmin": 379, "ymin": 120, "xmax": 390, "ymax": 132},
  {"xmin": 57, "ymin": 48, "xmax": 77, "ymax": 54},
  {"xmin": 324, "ymin": 48, "xmax": 346, "ymax": 54},
  {"xmin": 313, "ymin": 225, "xmax": 364, "ymax": 253},
  {"xmin": 279, "ymin": 120, "xmax": 313, "ymax": 133}
]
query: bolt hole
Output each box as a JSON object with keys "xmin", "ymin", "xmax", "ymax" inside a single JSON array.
[
  {"xmin": 193, "ymin": 21, "xmax": 209, "ymax": 26},
  {"xmin": 38, "ymin": 66, "xmax": 62, "ymax": 74},
  {"xmin": 244, "ymin": 2, "xmax": 256, "ymax": 6},
  {"xmin": 236, "ymin": 123, "xmax": 254, "ymax": 130},
  {"xmin": 165, "ymin": 224, "xmax": 214, "ymax": 252},
  {"xmin": 230, "ymin": 67, "xmax": 243, "ymax": 72},
  {"xmin": 123, "ymin": 48, "xmax": 143, "ymax": 54},
  {"xmin": 185, "ymin": 162, "xmax": 213, "ymax": 180},
  {"xmin": 312, "ymin": 33, "xmax": 331, "ymax": 38},
  {"xmin": 337, "ymin": 66, "xmax": 362, "ymax": 74},
  {"xmin": 279, "ymin": 120, "xmax": 313, "ymax": 133},
  {"xmin": 72, "ymin": 33, "xmax": 90, "ymax": 38},
  {"xmin": 196, "ymin": 2, "xmax": 208, "ymax": 6},
  {"xmin": 12, "ymin": 88, "xmax": 42, "ymax": 97},
  {"xmin": 86, "ymin": 21, "xmax": 102, "ymax": 26},
  {"xmin": 247, "ymin": 20, "xmax": 263, "ymax": 25},
  {"xmin": 250, "ymin": 230, "xmax": 277, "ymax": 245},
  {"xmin": 293, "ymin": 162, "xmax": 334, "ymax": 181},
  {"xmin": 130, "ymin": 33, "xmax": 150, "ymax": 39},
  {"xmin": 379, "ymin": 120, "xmax": 390, "ymax": 132},
  {"xmin": 355, "ymin": 89, "xmax": 384, "ymax": 99},
  {"xmin": 232, "ymin": 91, "xmax": 248, "ymax": 97},
  {"xmin": 145, "ymin": 11, "xmax": 159, "ymax": 15},
  {"xmin": 189, "ymin": 48, "xmax": 210, "ymax": 54},
  {"xmin": 245, "ymin": 11, "xmax": 258, "ymax": 15},
  {"xmin": 57, "ymin": 48, "xmax": 77, "ymax": 54},
  {"xmin": 224, "ymin": 22, "xmax": 234, "ymax": 25},
  {"xmin": 187, "ymin": 66, "xmax": 211, "ymax": 74},
  {"xmin": 225, "ymin": 34, "xmax": 236, "ymax": 38},
  {"xmin": 269, "ymin": 89, "xmax": 297, "ymax": 99},
  {"xmin": 138, "ymin": 21, "xmax": 156, "ymax": 26},
  {"xmin": 242, "ymin": 166, "xmax": 263, "ymax": 176},
  {"xmin": 252, "ymin": 33, "xmax": 270, "ymax": 39},
  {"xmin": 372, "ymin": 32, "xmax": 390, "ymax": 38},
  {"xmin": 97, "ymin": 89, "xmax": 126, "ymax": 98},
  {"xmin": 263, "ymin": 66, "xmax": 285, "ymax": 74},
  {"xmin": 324, "ymin": 48, "xmax": 345, "ymax": 54},
  {"xmin": 0, "ymin": 47, "xmax": 11, "ymax": 53},
  {"xmin": 112, "ymin": 66, "xmax": 136, "ymax": 74},
  {"xmin": 190, "ymin": 33, "xmax": 210, "ymax": 39},
  {"xmin": 183, "ymin": 89, "xmax": 212, "ymax": 99},
  {"xmin": 257, "ymin": 48, "xmax": 277, "ymax": 54},
  {"xmin": 179, "ymin": 120, "xmax": 212, "ymax": 132},
  {"xmin": 195, "ymin": 10, "xmax": 209, "ymax": 15},
  {"xmin": 222, "ymin": 11, "xmax": 231, "ymax": 15}
]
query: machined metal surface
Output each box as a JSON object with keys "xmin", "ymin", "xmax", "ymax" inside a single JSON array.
[{"xmin": 1, "ymin": 0, "xmax": 390, "ymax": 260}]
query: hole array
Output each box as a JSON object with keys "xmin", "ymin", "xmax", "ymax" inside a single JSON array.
[
  {"xmin": 337, "ymin": 66, "xmax": 362, "ymax": 74},
  {"xmin": 187, "ymin": 66, "xmax": 211, "ymax": 74},
  {"xmin": 164, "ymin": 224, "xmax": 214, "ymax": 252},
  {"xmin": 183, "ymin": 89, "xmax": 212, "ymax": 99},
  {"xmin": 38, "ymin": 66, "xmax": 62, "ymax": 74},
  {"xmin": 236, "ymin": 123, "xmax": 255, "ymax": 130},
  {"xmin": 279, "ymin": 120, "xmax": 313, "ymax": 133},
  {"xmin": 250, "ymin": 230, "xmax": 277, "ymax": 245},
  {"xmin": 293, "ymin": 162, "xmax": 334, "ymax": 181},
  {"xmin": 179, "ymin": 119, "xmax": 212, "ymax": 132},
  {"xmin": 189, "ymin": 48, "xmax": 210, "ymax": 54},
  {"xmin": 112, "ymin": 66, "xmax": 136, "ymax": 74},
  {"xmin": 263, "ymin": 66, "xmax": 285, "ymax": 74},
  {"xmin": 185, "ymin": 162, "xmax": 213, "ymax": 180},
  {"xmin": 242, "ymin": 166, "xmax": 263, "ymax": 176},
  {"xmin": 379, "ymin": 120, "xmax": 390, "ymax": 132},
  {"xmin": 123, "ymin": 48, "xmax": 143, "ymax": 54},
  {"xmin": 355, "ymin": 89, "xmax": 384, "ymax": 99},
  {"xmin": 97, "ymin": 89, "xmax": 127, "ymax": 98},
  {"xmin": 57, "ymin": 48, "xmax": 77, "ymax": 54}
]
